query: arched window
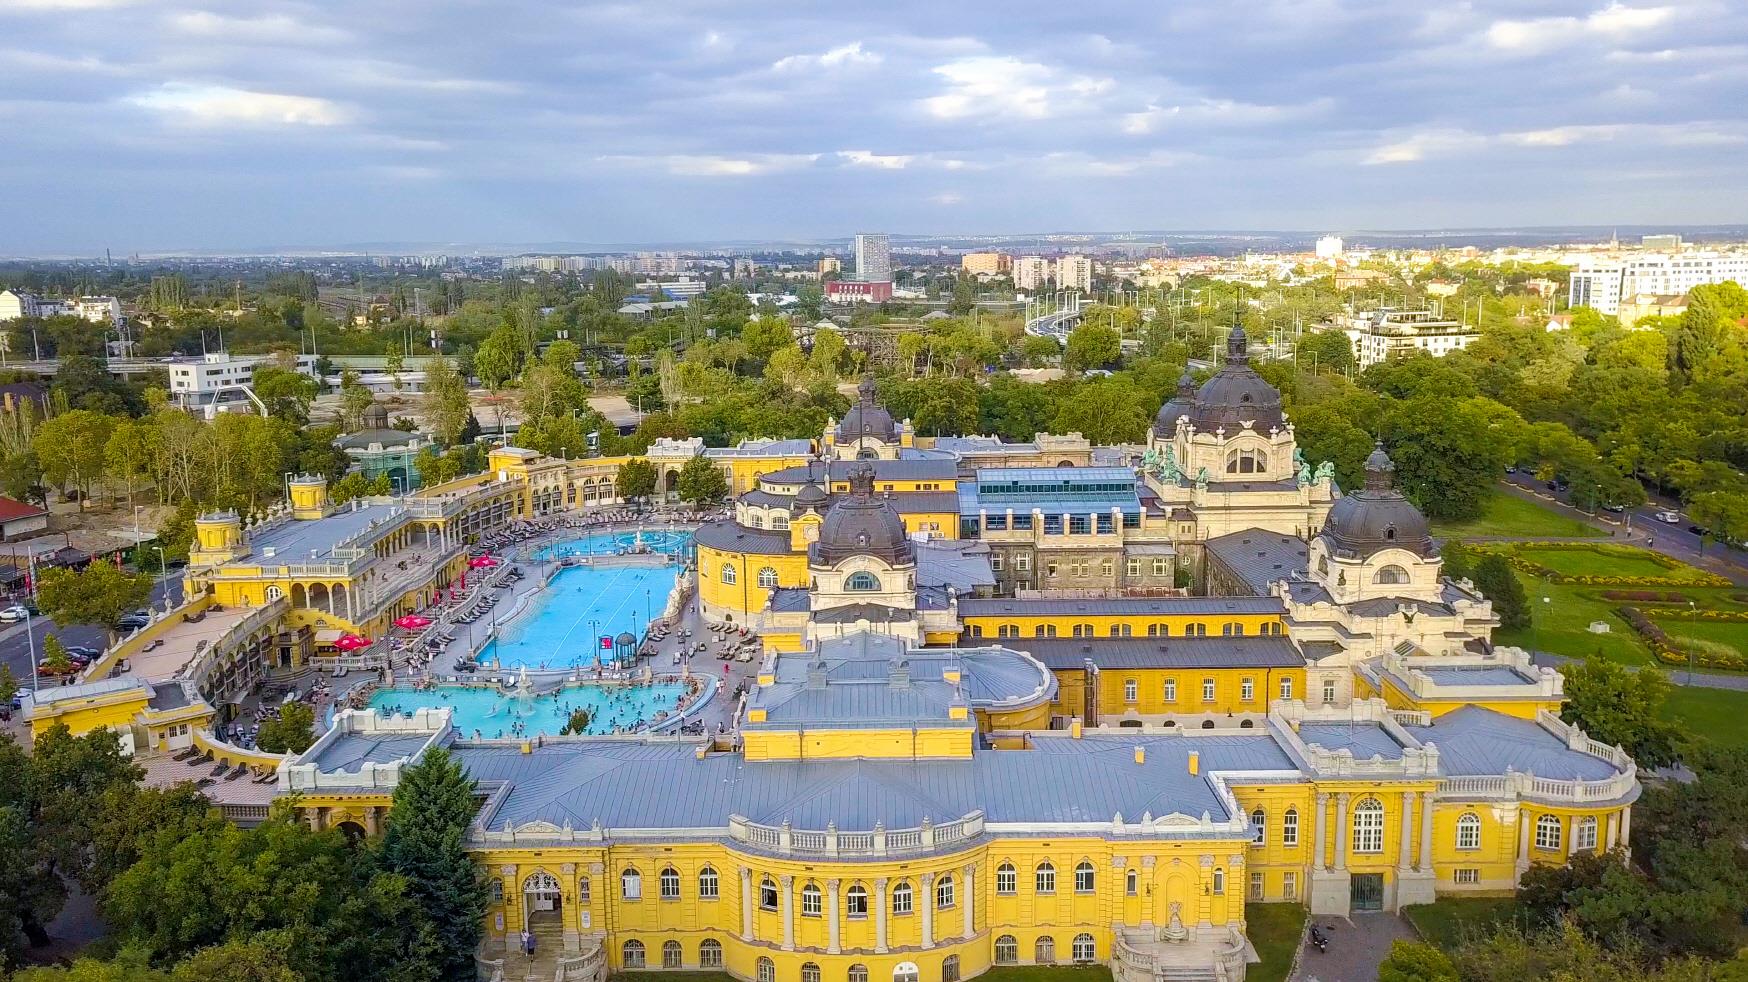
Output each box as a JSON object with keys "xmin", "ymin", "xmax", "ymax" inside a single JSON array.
[
  {"xmin": 1352, "ymin": 797, "xmax": 1385, "ymax": 854},
  {"xmin": 801, "ymin": 882, "xmax": 822, "ymax": 916},
  {"xmin": 845, "ymin": 571, "xmax": 881, "ymax": 592},
  {"xmin": 1373, "ymin": 564, "xmax": 1409, "ymax": 585},
  {"xmin": 1074, "ymin": 860, "xmax": 1095, "ymax": 893},
  {"xmin": 758, "ymin": 567, "xmax": 779, "ymax": 588},
  {"xmin": 893, "ymin": 964, "xmax": 918, "ymax": 982},
  {"xmin": 698, "ymin": 866, "xmax": 719, "ymax": 899},
  {"xmin": 659, "ymin": 866, "xmax": 680, "ymax": 900},
  {"xmin": 1225, "ymin": 447, "xmax": 1268, "ymax": 474},
  {"xmin": 265, "ymin": 585, "xmax": 283, "ymax": 601},
  {"xmin": 759, "ymin": 877, "xmax": 778, "ymax": 911},
  {"xmin": 721, "ymin": 563, "xmax": 737, "ymax": 585},
  {"xmin": 891, "ymin": 880, "xmax": 913, "ymax": 914},
  {"xmin": 622, "ymin": 940, "xmax": 646, "ymax": 968},
  {"xmin": 1036, "ymin": 936, "xmax": 1056, "ymax": 964},
  {"xmin": 942, "ymin": 955, "xmax": 960, "ymax": 982},
  {"xmin": 802, "ymin": 964, "xmax": 821, "ymax": 982},
  {"xmin": 1535, "ymin": 814, "xmax": 1562, "ymax": 851},
  {"xmin": 995, "ymin": 936, "xmax": 1019, "ymax": 964},
  {"xmin": 772, "ymin": 514, "xmax": 790, "ymax": 530},
  {"xmin": 1035, "ymin": 861, "xmax": 1056, "ymax": 894},
  {"xmin": 997, "ymin": 623, "xmax": 1019, "ymax": 638},
  {"xmin": 1456, "ymin": 812, "xmax": 1481, "ymax": 850},
  {"xmin": 936, "ymin": 874, "xmax": 955, "ymax": 909},
  {"xmin": 848, "ymin": 966, "xmax": 869, "ymax": 982},
  {"xmin": 1212, "ymin": 868, "xmax": 1225, "ymax": 895},
  {"xmin": 995, "ymin": 862, "xmax": 1017, "ymax": 895},
  {"xmin": 620, "ymin": 867, "xmax": 642, "ymax": 900},
  {"xmin": 756, "ymin": 957, "xmax": 775, "ymax": 982},
  {"xmin": 1576, "ymin": 815, "xmax": 1598, "ymax": 851},
  {"xmin": 662, "ymin": 940, "xmax": 682, "ymax": 969},
  {"xmin": 1250, "ymin": 808, "xmax": 1266, "ymax": 844},
  {"xmin": 1072, "ymin": 934, "xmax": 1096, "ymax": 962},
  {"xmin": 699, "ymin": 939, "xmax": 723, "ymax": 968},
  {"xmin": 1282, "ymin": 808, "xmax": 1299, "ymax": 846},
  {"xmin": 846, "ymin": 883, "xmax": 869, "ymax": 918},
  {"xmin": 1125, "ymin": 868, "xmax": 1138, "ymax": 896}
]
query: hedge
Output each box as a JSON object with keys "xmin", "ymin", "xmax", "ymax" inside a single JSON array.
[
  {"xmin": 1474, "ymin": 542, "xmax": 1732, "ymax": 588},
  {"xmin": 1600, "ymin": 590, "xmax": 1694, "ymax": 603}
]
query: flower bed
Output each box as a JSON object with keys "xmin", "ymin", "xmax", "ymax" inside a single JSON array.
[
  {"xmin": 1477, "ymin": 542, "xmax": 1732, "ymax": 588},
  {"xmin": 1619, "ymin": 606, "xmax": 1748, "ymax": 671},
  {"xmin": 1599, "ymin": 590, "xmax": 1696, "ymax": 603},
  {"xmin": 1639, "ymin": 607, "xmax": 1748, "ymax": 622}
]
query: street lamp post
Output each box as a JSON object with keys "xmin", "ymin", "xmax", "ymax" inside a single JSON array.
[{"xmin": 25, "ymin": 609, "xmax": 38, "ymax": 693}]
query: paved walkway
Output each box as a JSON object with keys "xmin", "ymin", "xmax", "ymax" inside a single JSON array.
[
  {"xmin": 1530, "ymin": 649, "xmax": 1748, "ymax": 692},
  {"xmin": 1291, "ymin": 913, "xmax": 1416, "ymax": 982}
]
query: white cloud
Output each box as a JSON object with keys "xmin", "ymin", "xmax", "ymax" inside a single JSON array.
[
  {"xmin": 837, "ymin": 149, "xmax": 912, "ymax": 169},
  {"xmin": 1038, "ymin": 150, "xmax": 1187, "ymax": 176},
  {"xmin": 598, "ymin": 153, "xmax": 821, "ymax": 177},
  {"xmin": 1586, "ymin": 2, "xmax": 1676, "ymax": 34},
  {"xmin": 4, "ymin": 0, "xmax": 136, "ymax": 9},
  {"xmin": 126, "ymin": 83, "xmax": 352, "ymax": 127},
  {"xmin": 921, "ymin": 56, "xmax": 1111, "ymax": 121},
  {"xmin": 1122, "ymin": 97, "xmax": 1331, "ymax": 135},
  {"xmin": 1363, "ymin": 128, "xmax": 1487, "ymax": 164},
  {"xmin": 930, "ymin": 192, "xmax": 962, "ymax": 205},
  {"xmin": 167, "ymin": 11, "xmax": 349, "ymax": 45},
  {"xmin": 771, "ymin": 42, "xmax": 880, "ymax": 72},
  {"xmin": 1366, "ymin": 121, "xmax": 1745, "ymax": 163},
  {"xmin": 1485, "ymin": 3, "xmax": 1674, "ymax": 55}
]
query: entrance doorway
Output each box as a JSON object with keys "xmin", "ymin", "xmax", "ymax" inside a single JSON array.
[
  {"xmin": 1350, "ymin": 873, "xmax": 1384, "ymax": 912},
  {"xmin": 523, "ymin": 871, "xmax": 563, "ymax": 930}
]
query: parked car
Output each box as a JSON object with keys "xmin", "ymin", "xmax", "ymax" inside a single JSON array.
[
  {"xmin": 1601, "ymin": 503, "xmax": 1627, "ymax": 514},
  {"xmin": 1656, "ymin": 510, "xmax": 1682, "ymax": 524},
  {"xmin": 116, "ymin": 613, "xmax": 149, "ymax": 630},
  {"xmin": 65, "ymin": 645, "xmax": 99, "ymax": 661},
  {"xmin": 38, "ymin": 657, "xmax": 77, "ymax": 676},
  {"xmin": 1689, "ymin": 525, "xmax": 1711, "ymax": 537},
  {"xmin": 0, "ymin": 605, "xmax": 27, "ymax": 623}
]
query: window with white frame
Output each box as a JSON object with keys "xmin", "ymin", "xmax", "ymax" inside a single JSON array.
[
  {"xmin": 801, "ymin": 882, "xmax": 821, "ymax": 916},
  {"xmin": 1322, "ymin": 679, "xmax": 1337, "ymax": 704},
  {"xmin": 1016, "ymin": 555, "xmax": 1031, "ymax": 572},
  {"xmin": 1352, "ymin": 797, "xmax": 1385, "ymax": 854},
  {"xmin": 1127, "ymin": 558, "xmax": 1141, "ymax": 576},
  {"xmin": 995, "ymin": 863, "xmax": 1016, "ymax": 894},
  {"xmin": 1280, "ymin": 677, "xmax": 1293, "ymax": 700},
  {"xmin": 660, "ymin": 866, "xmax": 680, "ymax": 900},
  {"xmin": 1152, "ymin": 559, "xmax": 1167, "ymax": 576},
  {"xmin": 1164, "ymin": 679, "xmax": 1177, "ymax": 702},
  {"xmin": 1575, "ymin": 816, "xmax": 1598, "ymax": 851},
  {"xmin": 847, "ymin": 884, "xmax": 868, "ymax": 918},
  {"xmin": 936, "ymin": 875, "xmax": 954, "ymax": 909},
  {"xmin": 1250, "ymin": 808, "xmax": 1266, "ymax": 844},
  {"xmin": 622, "ymin": 940, "xmax": 646, "ymax": 968},
  {"xmin": 891, "ymin": 881, "xmax": 913, "ymax": 914},
  {"xmin": 1202, "ymin": 678, "xmax": 1216, "ymax": 702},
  {"xmin": 758, "ymin": 567, "xmax": 778, "ymax": 588},
  {"xmin": 699, "ymin": 940, "xmax": 723, "ymax": 968},
  {"xmin": 1241, "ymin": 677, "xmax": 1254, "ymax": 701},
  {"xmin": 1101, "ymin": 560, "xmax": 1113, "ymax": 577},
  {"xmin": 1074, "ymin": 861, "xmax": 1094, "ymax": 893},
  {"xmin": 621, "ymin": 868, "xmax": 642, "ymax": 900},
  {"xmin": 721, "ymin": 564, "xmax": 736, "ymax": 585},
  {"xmin": 1283, "ymin": 872, "xmax": 1298, "ymax": 900},
  {"xmin": 1456, "ymin": 813, "xmax": 1481, "ymax": 851},
  {"xmin": 1212, "ymin": 868, "xmax": 1225, "ymax": 894},
  {"xmin": 1282, "ymin": 808, "xmax": 1299, "ymax": 846},
  {"xmin": 698, "ymin": 866, "xmax": 718, "ymax": 899},
  {"xmin": 1124, "ymin": 678, "xmax": 1138, "ymax": 702},
  {"xmin": 1535, "ymin": 815, "xmax": 1562, "ymax": 851},
  {"xmin": 995, "ymin": 936, "xmax": 1018, "ymax": 964},
  {"xmin": 1249, "ymin": 871, "xmax": 1265, "ymax": 900},
  {"xmin": 1125, "ymin": 869, "xmax": 1138, "ymax": 896},
  {"xmin": 663, "ymin": 941, "xmax": 682, "ymax": 968},
  {"xmin": 1072, "ymin": 934, "xmax": 1096, "ymax": 963},
  {"xmin": 1454, "ymin": 868, "xmax": 1479, "ymax": 885},
  {"xmin": 1035, "ymin": 862, "xmax": 1056, "ymax": 894}
]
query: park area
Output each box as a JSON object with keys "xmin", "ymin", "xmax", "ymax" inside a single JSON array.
[
  {"xmin": 1430, "ymin": 492, "xmax": 1605, "ymax": 540},
  {"xmin": 1244, "ymin": 904, "xmax": 1307, "ymax": 982}
]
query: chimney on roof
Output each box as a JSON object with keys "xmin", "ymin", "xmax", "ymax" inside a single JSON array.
[
  {"xmin": 1134, "ymin": 746, "xmax": 1145, "ymax": 765},
  {"xmin": 1188, "ymin": 751, "xmax": 1200, "ymax": 776},
  {"xmin": 806, "ymin": 658, "xmax": 827, "ymax": 690},
  {"xmin": 889, "ymin": 658, "xmax": 910, "ymax": 690}
]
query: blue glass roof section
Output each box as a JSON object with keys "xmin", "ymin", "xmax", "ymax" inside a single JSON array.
[{"xmin": 961, "ymin": 466, "xmax": 1141, "ymax": 516}]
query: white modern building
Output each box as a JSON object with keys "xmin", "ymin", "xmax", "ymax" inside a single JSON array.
[
  {"xmin": 1337, "ymin": 308, "xmax": 1479, "ymax": 368},
  {"xmin": 1568, "ymin": 253, "xmax": 1748, "ymax": 315},
  {"xmin": 0, "ymin": 289, "xmax": 123, "ymax": 327},
  {"xmin": 1012, "ymin": 256, "xmax": 1050, "ymax": 291},
  {"xmin": 168, "ymin": 352, "xmax": 320, "ymax": 419},
  {"xmin": 635, "ymin": 278, "xmax": 706, "ymax": 300},
  {"xmin": 852, "ymin": 233, "xmax": 891, "ymax": 283},
  {"xmin": 1314, "ymin": 235, "xmax": 1345, "ymax": 260},
  {"xmin": 1055, "ymin": 254, "xmax": 1093, "ymax": 292}
]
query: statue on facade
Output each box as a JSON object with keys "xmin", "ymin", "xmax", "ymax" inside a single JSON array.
[
  {"xmin": 1140, "ymin": 447, "xmax": 1161, "ymax": 476},
  {"xmin": 1194, "ymin": 467, "xmax": 1210, "ymax": 491},
  {"xmin": 1298, "ymin": 462, "xmax": 1313, "ymax": 487},
  {"xmin": 1293, "ymin": 447, "xmax": 1306, "ymax": 468},
  {"xmin": 1159, "ymin": 447, "xmax": 1181, "ymax": 482},
  {"xmin": 1314, "ymin": 460, "xmax": 1335, "ymax": 484}
]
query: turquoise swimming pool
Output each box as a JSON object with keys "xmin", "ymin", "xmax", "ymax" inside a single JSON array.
[
  {"xmin": 532, "ymin": 528, "xmax": 693, "ymax": 560},
  {"xmin": 481, "ymin": 562, "xmax": 681, "ymax": 669},
  {"xmin": 367, "ymin": 681, "xmax": 691, "ymax": 738}
]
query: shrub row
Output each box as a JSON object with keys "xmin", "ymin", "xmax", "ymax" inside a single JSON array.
[{"xmin": 1599, "ymin": 590, "xmax": 1693, "ymax": 603}]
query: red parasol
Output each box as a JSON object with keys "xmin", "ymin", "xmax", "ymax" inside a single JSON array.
[
  {"xmin": 334, "ymin": 633, "xmax": 371, "ymax": 651},
  {"xmin": 394, "ymin": 615, "xmax": 432, "ymax": 630},
  {"xmin": 468, "ymin": 555, "xmax": 500, "ymax": 569}
]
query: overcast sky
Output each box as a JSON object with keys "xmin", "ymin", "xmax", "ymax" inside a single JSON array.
[{"xmin": 2, "ymin": 0, "xmax": 1745, "ymax": 253}]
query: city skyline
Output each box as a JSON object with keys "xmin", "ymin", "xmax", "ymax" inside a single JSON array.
[{"xmin": 2, "ymin": 0, "xmax": 1746, "ymax": 253}]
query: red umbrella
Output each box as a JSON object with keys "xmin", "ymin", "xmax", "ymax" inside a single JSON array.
[
  {"xmin": 394, "ymin": 615, "xmax": 432, "ymax": 630},
  {"xmin": 468, "ymin": 556, "xmax": 500, "ymax": 569},
  {"xmin": 334, "ymin": 633, "xmax": 371, "ymax": 651}
]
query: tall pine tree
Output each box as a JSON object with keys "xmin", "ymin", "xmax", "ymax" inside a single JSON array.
[
  {"xmin": 380, "ymin": 748, "xmax": 489, "ymax": 982},
  {"xmin": 1473, "ymin": 554, "xmax": 1530, "ymax": 631}
]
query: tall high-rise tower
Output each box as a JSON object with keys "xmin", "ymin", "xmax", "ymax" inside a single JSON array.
[{"xmin": 853, "ymin": 233, "xmax": 892, "ymax": 283}]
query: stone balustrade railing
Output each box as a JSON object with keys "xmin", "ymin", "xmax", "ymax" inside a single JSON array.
[{"xmin": 727, "ymin": 811, "xmax": 987, "ymax": 858}]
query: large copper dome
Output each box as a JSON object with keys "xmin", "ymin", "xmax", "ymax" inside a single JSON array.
[{"xmin": 810, "ymin": 464, "xmax": 914, "ymax": 566}]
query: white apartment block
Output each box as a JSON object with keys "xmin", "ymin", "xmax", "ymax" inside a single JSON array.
[
  {"xmin": 853, "ymin": 233, "xmax": 892, "ymax": 283},
  {"xmin": 1055, "ymin": 254, "xmax": 1093, "ymax": 292},
  {"xmin": 1315, "ymin": 235, "xmax": 1345, "ymax": 259},
  {"xmin": 168, "ymin": 352, "xmax": 320, "ymax": 418},
  {"xmin": 1568, "ymin": 252, "xmax": 1748, "ymax": 316},
  {"xmin": 636, "ymin": 278, "xmax": 706, "ymax": 300},
  {"xmin": 0, "ymin": 289, "xmax": 123, "ymax": 327},
  {"xmin": 1337, "ymin": 308, "xmax": 1479, "ymax": 368},
  {"xmin": 1012, "ymin": 256, "xmax": 1050, "ymax": 291}
]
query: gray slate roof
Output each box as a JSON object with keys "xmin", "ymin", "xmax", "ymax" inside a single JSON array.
[
  {"xmin": 1006, "ymin": 636, "xmax": 1306, "ymax": 672},
  {"xmin": 1205, "ymin": 528, "xmax": 1309, "ymax": 595},
  {"xmin": 309, "ymin": 733, "xmax": 432, "ymax": 772},
  {"xmin": 959, "ymin": 596, "xmax": 1285, "ymax": 617},
  {"xmin": 1402, "ymin": 707, "xmax": 1621, "ymax": 781},
  {"xmin": 692, "ymin": 520, "xmax": 794, "ymax": 556}
]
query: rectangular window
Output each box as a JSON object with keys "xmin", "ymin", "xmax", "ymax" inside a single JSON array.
[
  {"xmin": 1322, "ymin": 680, "xmax": 1337, "ymax": 705},
  {"xmin": 1282, "ymin": 872, "xmax": 1298, "ymax": 900},
  {"xmin": 1046, "ymin": 562, "xmax": 1059, "ymax": 577},
  {"xmin": 1124, "ymin": 679, "xmax": 1138, "ymax": 703},
  {"xmin": 1152, "ymin": 559, "xmax": 1167, "ymax": 576},
  {"xmin": 1164, "ymin": 679, "xmax": 1177, "ymax": 702},
  {"xmin": 1241, "ymin": 678, "xmax": 1254, "ymax": 701},
  {"xmin": 1282, "ymin": 810, "xmax": 1298, "ymax": 846},
  {"xmin": 990, "ymin": 556, "xmax": 1003, "ymax": 571},
  {"xmin": 995, "ymin": 867, "xmax": 1016, "ymax": 895},
  {"xmin": 1248, "ymin": 872, "xmax": 1265, "ymax": 901},
  {"xmin": 1127, "ymin": 558, "xmax": 1141, "ymax": 576},
  {"xmin": 1016, "ymin": 555, "xmax": 1031, "ymax": 572},
  {"xmin": 1454, "ymin": 869, "xmax": 1479, "ymax": 885},
  {"xmin": 1280, "ymin": 677, "xmax": 1294, "ymax": 700},
  {"xmin": 700, "ymin": 944, "xmax": 723, "ymax": 968},
  {"xmin": 1202, "ymin": 679, "xmax": 1216, "ymax": 702}
]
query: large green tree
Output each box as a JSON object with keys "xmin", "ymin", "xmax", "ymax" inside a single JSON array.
[
  {"xmin": 676, "ymin": 455, "xmax": 729, "ymax": 505},
  {"xmin": 1559, "ymin": 656, "xmax": 1684, "ymax": 769},
  {"xmin": 616, "ymin": 457, "xmax": 658, "ymax": 505},
  {"xmin": 37, "ymin": 562, "xmax": 153, "ymax": 644},
  {"xmin": 1470, "ymin": 554, "xmax": 1529, "ymax": 631},
  {"xmin": 254, "ymin": 703, "xmax": 316, "ymax": 755},
  {"xmin": 380, "ymin": 748, "xmax": 488, "ymax": 982},
  {"xmin": 1062, "ymin": 323, "xmax": 1121, "ymax": 373},
  {"xmin": 34, "ymin": 408, "xmax": 114, "ymax": 507}
]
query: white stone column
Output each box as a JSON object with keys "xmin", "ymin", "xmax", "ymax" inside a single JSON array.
[
  {"xmin": 827, "ymin": 879, "xmax": 841, "ymax": 954},
  {"xmin": 1398, "ymin": 791, "xmax": 1415, "ymax": 871},
  {"xmin": 920, "ymin": 873, "xmax": 935, "ymax": 948},
  {"xmin": 780, "ymin": 875, "xmax": 795, "ymax": 951},
  {"xmin": 1418, "ymin": 792, "xmax": 1434, "ymax": 870},
  {"xmin": 1515, "ymin": 809, "xmax": 1532, "ymax": 881},
  {"xmin": 874, "ymin": 878, "xmax": 889, "ymax": 953},
  {"xmin": 1620, "ymin": 807, "xmax": 1631, "ymax": 846},
  {"xmin": 1334, "ymin": 793, "xmax": 1349, "ymax": 870},
  {"xmin": 1606, "ymin": 812, "xmax": 1619, "ymax": 850},
  {"xmin": 961, "ymin": 864, "xmax": 975, "ymax": 940},
  {"xmin": 1313, "ymin": 792, "xmax": 1328, "ymax": 869},
  {"xmin": 740, "ymin": 868, "xmax": 754, "ymax": 942}
]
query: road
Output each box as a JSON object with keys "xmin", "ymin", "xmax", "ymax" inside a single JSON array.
[
  {"xmin": 1, "ymin": 571, "xmax": 184, "ymax": 698},
  {"xmin": 1499, "ymin": 472, "xmax": 1748, "ymax": 582}
]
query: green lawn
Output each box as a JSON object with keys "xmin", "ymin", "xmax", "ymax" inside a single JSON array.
[
  {"xmin": 1659, "ymin": 685, "xmax": 1748, "ymax": 749},
  {"xmin": 977, "ymin": 968, "xmax": 1113, "ymax": 982},
  {"xmin": 1404, "ymin": 898, "xmax": 1524, "ymax": 951},
  {"xmin": 1496, "ymin": 577, "xmax": 1656, "ymax": 665},
  {"xmin": 1665, "ymin": 619, "xmax": 1748, "ymax": 653},
  {"xmin": 1245, "ymin": 903, "xmax": 1307, "ymax": 982},
  {"xmin": 1432, "ymin": 493, "xmax": 1604, "ymax": 540},
  {"xmin": 1514, "ymin": 546, "xmax": 1692, "ymax": 580}
]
